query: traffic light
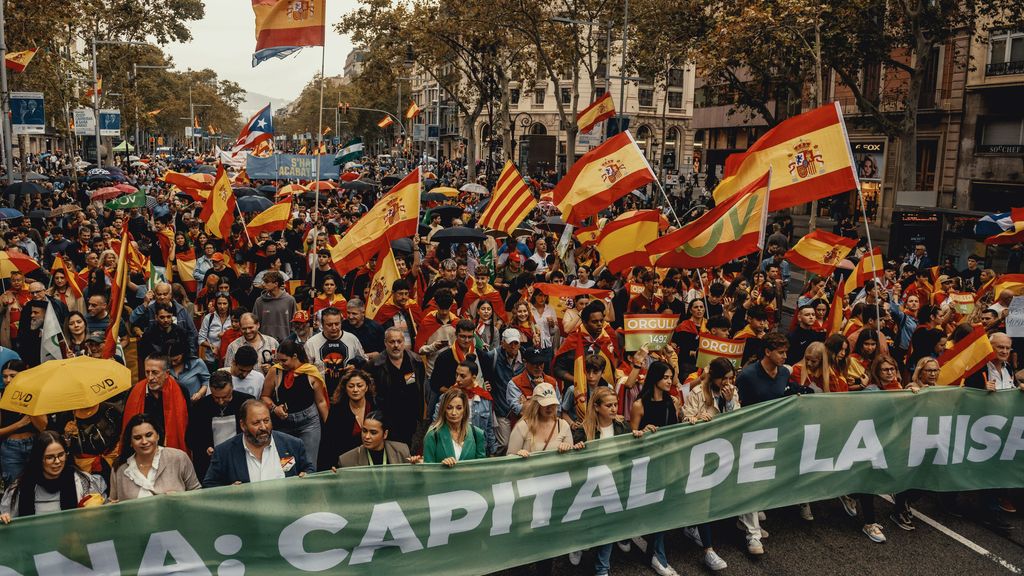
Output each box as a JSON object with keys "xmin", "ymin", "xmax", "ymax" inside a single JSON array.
[{"xmin": 338, "ymin": 101, "xmax": 351, "ymax": 114}]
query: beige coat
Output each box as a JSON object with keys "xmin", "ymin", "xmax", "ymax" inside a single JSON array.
[
  {"xmin": 682, "ymin": 385, "xmax": 741, "ymax": 423},
  {"xmin": 109, "ymin": 447, "xmax": 201, "ymax": 501}
]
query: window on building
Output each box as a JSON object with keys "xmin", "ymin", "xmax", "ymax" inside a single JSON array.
[
  {"xmin": 638, "ymin": 89, "xmax": 654, "ymax": 107},
  {"xmin": 534, "ymin": 88, "xmax": 546, "ymax": 105},
  {"xmin": 594, "ymin": 86, "xmax": 606, "ymax": 99},
  {"xmin": 668, "ymin": 91, "xmax": 683, "ymax": 110},
  {"xmin": 916, "ymin": 140, "xmax": 938, "ymax": 190},
  {"xmin": 980, "ymin": 117, "xmax": 1024, "ymax": 145},
  {"xmin": 919, "ymin": 46, "xmax": 940, "ymax": 108},
  {"xmin": 861, "ymin": 61, "xmax": 881, "ymax": 104},
  {"xmin": 560, "ymin": 87, "xmax": 572, "ymax": 105},
  {"xmin": 989, "ymin": 31, "xmax": 1024, "ymax": 75},
  {"xmin": 510, "ymin": 88, "xmax": 521, "ymax": 105},
  {"xmin": 668, "ymin": 68, "xmax": 685, "ymax": 88}
]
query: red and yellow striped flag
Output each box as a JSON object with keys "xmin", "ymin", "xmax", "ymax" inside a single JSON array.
[
  {"xmin": 405, "ymin": 100, "xmax": 421, "ymax": 119},
  {"xmin": 103, "ymin": 225, "xmax": 131, "ymax": 359},
  {"xmin": 252, "ymin": 0, "xmax": 326, "ymax": 66},
  {"xmin": 826, "ymin": 286, "xmax": 845, "ymax": 335},
  {"xmin": 329, "ymin": 169, "xmax": 420, "ymax": 275},
  {"xmin": 377, "ymin": 116, "xmax": 394, "ymax": 128},
  {"xmin": 84, "ymin": 77, "xmax": 102, "ymax": 99},
  {"xmin": 477, "ymin": 161, "xmax": 536, "ymax": 233},
  {"xmin": 784, "ymin": 229, "xmax": 859, "ymax": 276},
  {"xmin": 714, "ymin": 102, "xmax": 858, "ymax": 212},
  {"xmin": 597, "ymin": 210, "xmax": 661, "ymax": 274},
  {"xmin": 175, "ymin": 249, "xmax": 198, "ymax": 294},
  {"xmin": 984, "ymin": 207, "xmax": 1024, "ymax": 245},
  {"xmin": 553, "ymin": 131, "xmax": 656, "ymax": 224},
  {"xmin": 50, "ymin": 254, "xmax": 82, "ymax": 299},
  {"xmin": 246, "ymin": 198, "xmax": 292, "ymax": 237},
  {"xmin": 990, "ymin": 274, "xmax": 1024, "ymax": 300},
  {"xmin": 162, "ymin": 170, "xmax": 213, "ymax": 201},
  {"xmin": 649, "ymin": 172, "xmax": 769, "ymax": 269},
  {"xmin": 937, "ymin": 326, "xmax": 995, "ymax": 386},
  {"xmin": 365, "ymin": 247, "xmax": 401, "ymax": 321},
  {"xmin": 199, "ymin": 164, "xmax": 237, "ymax": 239},
  {"xmin": 576, "ymin": 93, "xmax": 615, "ymax": 135},
  {"xmin": 4, "ymin": 48, "xmax": 37, "ymax": 73},
  {"xmin": 843, "ymin": 247, "xmax": 884, "ymax": 295}
]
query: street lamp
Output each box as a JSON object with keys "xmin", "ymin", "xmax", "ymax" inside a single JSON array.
[
  {"xmin": 131, "ymin": 64, "xmax": 171, "ymax": 156},
  {"xmin": 91, "ymin": 38, "xmax": 149, "ymax": 165},
  {"xmin": 510, "ymin": 111, "xmax": 534, "ymax": 167}
]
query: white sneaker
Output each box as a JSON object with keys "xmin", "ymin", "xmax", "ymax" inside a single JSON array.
[
  {"xmin": 704, "ymin": 549, "xmax": 728, "ymax": 571},
  {"xmin": 757, "ymin": 511, "xmax": 766, "ymax": 522},
  {"xmin": 840, "ymin": 495, "xmax": 859, "ymax": 517},
  {"xmin": 799, "ymin": 503, "xmax": 815, "ymax": 521},
  {"xmin": 651, "ymin": 556, "xmax": 679, "ymax": 576},
  {"xmin": 569, "ymin": 550, "xmax": 582, "ymax": 566},
  {"xmin": 863, "ymin": 523, "xmax": 887, "ymax": 543},
  {"xmin": 631, "ymin": 536, "xmax": 648, "ymax": 554},
  {"xmin": 616, "ymin": 540, "xmax": 632, "ymax": 553},
  {"xmin": 747, "ymin": 537, "xmax": 764, "ymax": 555},
  {"xmin": 683, "ymin": 526, "xmax": 703, "ymax": 547}
]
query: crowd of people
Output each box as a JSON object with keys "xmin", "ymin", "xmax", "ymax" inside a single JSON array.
[{"xmin": 0, "ymin": 149, "xmax": 1020, "ymax": 576}]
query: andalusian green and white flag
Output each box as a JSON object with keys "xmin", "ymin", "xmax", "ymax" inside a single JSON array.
[{"xmin": 334, "ymin": 138, "xmax": 364, "ymax": 166}]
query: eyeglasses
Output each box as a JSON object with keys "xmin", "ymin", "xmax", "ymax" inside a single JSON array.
[
  {"xmin": 880, "ymin": 367, "xmax": 897, "ymax": 373},
  {"xmin": 923, "ymin": 368, "xmax": 939, "ymax": 373},
  {"xmin": 43, "ymin": 451, "xmax": 67, "ymax": 463}
]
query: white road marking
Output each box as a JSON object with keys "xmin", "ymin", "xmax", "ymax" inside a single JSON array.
[{"xmin": 881, "ymin": 495, "xmax": 1021, "ymax": 574}]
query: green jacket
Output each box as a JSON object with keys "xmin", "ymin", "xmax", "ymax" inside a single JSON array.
[{"xmin": 423, "ymin": 423, "xmax": 487, "ymax": 463}]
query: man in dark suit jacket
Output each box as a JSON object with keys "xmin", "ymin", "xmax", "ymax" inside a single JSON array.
[
  {"xmin": 186, "ymin": 371, "xmax": 254, "ymax": 480},
  {"xmin": 203, "ymin": 400, "xmax": 314, "ymax": 487}
]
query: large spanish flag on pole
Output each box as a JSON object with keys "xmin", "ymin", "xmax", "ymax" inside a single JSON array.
[
  {"xmin": 4, "ymin": 49, "xmax": 37, "ymax": 73},
  {"xmin": 478, "ymin": 161, "xmax": 536, "ymax": 233},
  {"xmin": 937, "ymin": 326, "xmax": 995, "ymax": 386},
  {"xmin": 576, "ymin": 93, "xmax": 615, "ymax": 135},
  {"xmin": 199, "ymin": 164, "xmax": 237, "ymax": 239},
  {"xmin": 251, "ymin": 0, "xmax": 326, "ymax": 67},
  {"xmin": 554, "ymin": 131, "xmax": 657, "ymax": 225},
  {"xmin": 648, "ymin": 172, "xmax": 770, "ymax": 269},
  {"xmin": 329, "ymin": 169, "xmax": 420, "ymax": 276},
  {"xmin": 246, "ymin": 197, "xmax": 292, "ymax": 237},
  {"xmin": 713, "ymin": 102, "xmax": 858, "ymax": 212},
  {"xmin": 784, "ymin": 229, "xmax": 859, "ymax": 276},
  {"xmin": 597, "ymin": 210, "xmax": 661, "ymax": 274}
]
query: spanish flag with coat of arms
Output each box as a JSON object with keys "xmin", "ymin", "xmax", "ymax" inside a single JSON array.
[
  {"xmin": 251, "ymin": 0, "xmax": 326, "ymax": 67},
  {"xmin": 199, "ymin": 164, "xmax": 237, "ymax": 239},
  {"xmin": 713, "ymin": 102, "xmax": 858, "ymax": 212}
]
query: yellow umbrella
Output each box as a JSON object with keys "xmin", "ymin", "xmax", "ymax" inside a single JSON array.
[
  {"xmin": 432, "ymin": 186, "xmax": 460, "ymax": 198},
  {"xmin": 0, "ymin": 356, "xmax": 133, "ymax": 416}
]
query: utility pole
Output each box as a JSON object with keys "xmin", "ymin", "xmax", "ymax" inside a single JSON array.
[{"xmin": 0, "ymin": 0, "xmax": 13, "ymax": 182}]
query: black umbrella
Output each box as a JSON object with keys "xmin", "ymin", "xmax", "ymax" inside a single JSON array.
[
  {"xmin": 232, "ymin": 187, "xmax": 260, "ymax": 198},
  {"xmin": 299, "ymin": 190, "xmax": 327, "ymax": 202},
  {"xmin": 193, "ymin": 165, "xmax": 217, "ymax": 174},
  {"xmin": 431, "ymin": 205, "xmax": 464, "ymax": 225},
  {"xmin": 28, "ymin": 209, "xmax": 51, "ymax": 219},
  {"xmin": 423, "ymin": 193, "xmax": 449, "ymax": 203},
  {"xmin": 3, "ymin": 182, "xmax": 46, "ymax": 195},
  {"xmin": 257, "ymin": 185, "xmax": 277, "ymax": 195},
  {"xmin": 541, "ymin": 215, "xmax": 567, "ymax": 233},
  {"xmin": 431, "ymin": 226, "xmax": 486, "ymax": 243},
  {"xmin": 390, "ymin": 238, "xmax": 414, "ymax": 254},
  {"xmin": 9, "ymin": 171, "xmax": 48, "ymax": 181},
  {"xmin": 340, "ymin": 180, "xmax": 375, "ymax": 192},
  {"xmin": 237, "ymin": 195, "xmax": 273, "ymax": 212},
  {"xmin": 380, "ymin": 175, "xmax": 401, "ymax": 188},
  {"xmin": 418, "ymin": 224, "xmax": 431, "ymax": 237}
]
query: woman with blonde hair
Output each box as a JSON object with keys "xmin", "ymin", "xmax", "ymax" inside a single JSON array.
[
  {"xmin": 788, "ymin": 342, "xmax": 831, "ymax": 394},
  {"xmin": 423, "ymin": 388, "xmax": 486, "ymax": 467},
  {"xmin": 908, "ymin": 357, "xmax": 940, "ymax": 392}
]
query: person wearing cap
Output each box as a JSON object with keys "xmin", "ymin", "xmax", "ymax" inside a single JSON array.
[
  {"xmin": 931, "ymin": 274, "xmax": 954, "ymax": 307},
  {"xmin": 507, "ymin": 382, "xmax": 580, "ymax": 457},
  {"xmin": 478, "ymin": 327, "xmax": 526, "ymax": 453},
  {"xmin": 208, "ymin": 252, "xmax": 237, "ymax": 287},
  {"xmin": 285, "ymin": 309, "xmax": 314, "ymax": 346},
  {"xmin": 507, "ymin": 348, "xmax": 561, "ymax": 420}
]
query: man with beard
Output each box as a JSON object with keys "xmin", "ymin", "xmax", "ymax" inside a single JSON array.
[
  {"xmin": 202, "ymin": 400, "xmax": 313, "ymax": 487},
  {"xmin": 13, "ymin": 300, "xmax": 47, "ymax": 366},
  {"xmin": 187, "ymin": 371, "xmax": 255, "ymax": 480},
  {"xmin": 304, "ymin": 307, "xmax": 365, "ymax": 397}
]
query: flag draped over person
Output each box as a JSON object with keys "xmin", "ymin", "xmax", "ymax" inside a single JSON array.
[
  {"xmin": 713, "ymin": 102, "xmax": 858, "ymax": 212},
  {"xmin": 199, "ymin": 164, "xmax": 237, "ymax": 239},
  {"xmin": 553, "ymin": 131, "xmax": 657, "ymax": 225},
  {"xmin": 576, "ymin": 93, "xmax": 615, "ymax": 135},
  {"xmin": 50, "ymin": 255, "xmax": 82, "ymax": 299},
  {"xmin": 329, "ymin": 169, "xmax": 420, "ymax": 276},
  {"xmin": 251, "ymin": 0, "xmax": 326, "ymax": 67},
  {"xmin": 477, "ymin": 161, "xmax": 536, "ymax": 233},
  {"xmin": 784, "ymin": 229, "xmax": 859, "ymax": 276},
  {"xmin": 648, "ymin": 171, "xmax": 770, "ymax": 268}
]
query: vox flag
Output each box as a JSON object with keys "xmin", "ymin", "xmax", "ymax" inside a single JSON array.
[
  {"xmin": 576, "ymin": 93, "xmax": 615, "ymax": 135},
  {"xmin": 596, "ymin": 210, "xmax": 661, "ymax": 274},
  {"xmin": 199, "ymin": 164, "xmax": 237, "ymax": 239},
  {"xmin": 329, "ymin": 169, "xmax": 420, "ymax": 275},
  {"xmin": 649, "ymin": 172, "xmax": 769, "ymax": 269},
  {"xmin": 784, "ymin": 229, "xmax": 859, "ymax": 276},
  {"xmin": 554, "ymin": 131, "xmax": 657, "ymax": 225},
  {"xmin": 713, "ymin": 102, "xmax": 858, "ymax": 212},
  {"xmin": 477, "ymin": 161, "xmax": 536, "ymax": 233},
  {"xmin": 251, "ymin": 0, "xmax": 326, "ymax": 67}
]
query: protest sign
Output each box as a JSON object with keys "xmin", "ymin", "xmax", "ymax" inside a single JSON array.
[
  {"xmin": 623, "ymin": 314, "xmax": 677, "ymax": 351},
  {"xmin": 0, "ymin": 389, "xmax": 1020, "ymax": 576},
  {"xmin": 696, "ymin": 333, "xmax": 745, "ymax": 368}
]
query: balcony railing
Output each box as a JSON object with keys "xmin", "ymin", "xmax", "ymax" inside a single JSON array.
[{"xmin": 986, "ymin": 60, "xmax": 1024, "ymax": 76}]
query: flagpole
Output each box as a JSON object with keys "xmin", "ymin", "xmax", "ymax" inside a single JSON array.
[
  {"xmin": 314, "ymin": 45, "xmax": 326, "ymax": 217},
  {"xmin": 857, "ymin": 182, "xmax": 882, "ymax": 323},
  {"xmin": 236, "ymin": 200, "xmax": 252, "ymax": 245}
]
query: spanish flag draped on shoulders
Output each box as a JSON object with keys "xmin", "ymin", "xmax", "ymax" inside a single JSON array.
[
  {"xmin": 553, "ymin": 317, "xmax": 620, "ymax": 420},
  {"xmin": 462, "ymin": 275, "xmax": 507, "ymax": 322}
]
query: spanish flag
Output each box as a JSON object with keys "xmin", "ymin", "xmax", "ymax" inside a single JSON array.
[
  {"xmin": 648, "ymin": 171, "xmax": 769, "ymax": 269},
  {"xmin": 298, "ymin": 145, "xmax": 308, "ymax": 155},
  {"xmin": 843, "ymin": 247, "xmax": 884, "ymax": 295},
  {"xmin": 377, "ymin": 116, "xmax": 394, "ymax": 128},
  {"xmin": 784, "ymin": 229, "xmax": 859, "ymax": 276},
  {"xmin": 826, "ymin": 287, "xmax": 846, "ymax": 334},
  {"xmin": 162, "ymin": 170, "xmax": 213, "ymax": 201},
  {"xmin": 937, "ymin": 326, "xmax": 995, "ymax": 386},
  {"xmin": 713, "ymin": 102, "xmax": 858, "ymax": 212},
  {"xmin": 477, "ymin": 160, "xmax": 536, "ymax": 233},
  {"xmin": 597, "ymin": 210, "xmax": 661, "ymax": 274},
  {"xmin": 175, "ymin": 249, "xmax": 198, "ymax": 294},
  {"xmin": 103, "ymin": 224, "xmax": 131, "ymax": 359},
  {"xmin": 462, "ymin": 275, "xmax": 508, "ymax": 322},
  {"xmin": 4, "ymin": 48, "xmax": 38, "ymax": 73},
  {"xmin": 365, "ymin": 247, "xmax": 401, "ymax": 321},
  {"xmin": 984, "ymin": 207, "xmax": 1024, "ymax": 245},
  {"xmin": 329, "ymin": 168, "xmax": 420, "ymax": 275},
  {"xmin": 246, "ymin": 197, "xmax": 292, "ymax": 237},
  {"xmin": 50, "ymin": 255, "xmax": 82, "ymax": 299},
  {"xmin": 405, "ymin": 99, "xmax": 421, "ymax": 120},
  {"xmin": 199, "ymin": 164, "xmax": 237, "ymax": 239},
  {"xmin": 574, "ymin": 223, "xmax": 602, "ymax": 246},
  {"xmin": 576, "ymin": 93, "xmax": 615, "ymax": 135},
  {"xmin": 988, "ymin": 274, "xmax": 1024, "ymax": 300},
  {"xmin": 553, "ymin": 131, "xmax": 657, "ymax": 224},
  {"xmin": 84, "ymin": 77, "xmax": 102, "ymax": 99},
  {"xmin": 555, "ymin": 324, "xmax": 619, "ymax": 420},
  {"xmin": 322, "ymin": 126, "xmax": 331, "ymax": 136},
  {"xmin": 252, "ymin": 0, "xmax": 326, "ymax": 67}
]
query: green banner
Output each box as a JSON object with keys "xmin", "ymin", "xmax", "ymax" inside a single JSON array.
[
  {"xmin": 1, "ymin": 388, "xmax": 1021, "ymax": 575},
  {"xmin": 105, "ymin": 191, "xmax": 146, "ymax": 209}
]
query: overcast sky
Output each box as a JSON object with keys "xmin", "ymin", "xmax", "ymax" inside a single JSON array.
[{"xmin": 164, "ymin": 0, "xmax": 359, "ymax": 102}]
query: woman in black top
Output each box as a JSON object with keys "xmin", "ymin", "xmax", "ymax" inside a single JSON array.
[
  {"xmin": 318, "ymin": 370, "xmax": 374, "ymax": 471},
  {"xmin": 263, "ymin": 340, "xmax": 329, "ymax": 468}
]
